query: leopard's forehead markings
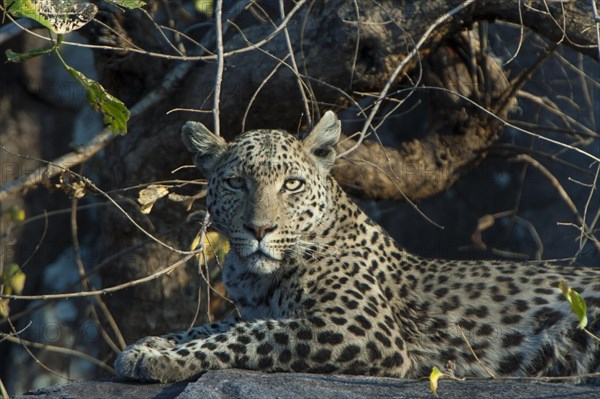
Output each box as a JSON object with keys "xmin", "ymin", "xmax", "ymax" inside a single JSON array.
[
  {"xmin": 233, "ymin": 129, "xmax": 298, "ymax": 153},
  {"xmin": 221, "ymin": 130, "xmax": 306, "ymax": 177}
]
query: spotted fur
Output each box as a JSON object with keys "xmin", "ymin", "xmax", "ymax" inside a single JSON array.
[{"xmin": 115, "ymin": 111, "xmax": 600, "ymax": 383}]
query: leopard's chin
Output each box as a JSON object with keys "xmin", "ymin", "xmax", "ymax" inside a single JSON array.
[{"xmin": 244, "ymin": 252, "xmax": 281, "ymax": 274}]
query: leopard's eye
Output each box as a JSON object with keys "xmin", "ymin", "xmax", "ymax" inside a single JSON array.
[
  {"xmin": 224, "ymin": 177, "xmax": 246, "ymax": 191},
  {"xmin": 283, "ymin": 178, "xmax": 305, "ymax": 193}
]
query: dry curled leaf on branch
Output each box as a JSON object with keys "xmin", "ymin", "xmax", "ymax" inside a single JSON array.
[
  {"xmin": 138, "ymin": 184, "xmax": 207, "ymax": 213},
  {"xmin": 40, "ymin": 170, "xmax": 87, "ymax": 199},
  {"xmin": 0, "ymin": 263, "xmax": 26, "ymax": 318},
  {"xmin": 471, "ymin": 214, "xmax": 496, "ymax": 249},
  {"xmin": 167, "ymin": 190, "xmax": 208, "ymax": 211},
  {"xmin": 137, "ymin": 184, "xmax": 170, "ymax": 214}
]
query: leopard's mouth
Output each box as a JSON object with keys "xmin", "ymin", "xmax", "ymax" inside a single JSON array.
[
  {"xmin": 253, "ymin": 248, "xmax": 283, "ymax": 261},
  {"xmin": 235, "ymin": 244, "xmax": 283, "ymax": 261}
]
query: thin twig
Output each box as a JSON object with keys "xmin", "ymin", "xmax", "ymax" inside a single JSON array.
[
  {"xmin": 337, "ymin": 0, "xmax": 476, "ymax": 158},
  {"xmin": 241, "ymin": 54, "xmax": 291, "ymax": 132},
  {"xmin": 0, "ymin": 253, "xmax": 195, "ymax": 300},
  {"xmin": 189, "ymin": 212, "xmax": 211, "ymax": 328},
  {"xmin": 227, "ymin": 20, "xmax": 342, "ymax": 130},
  {"xmin": 19, "ymin": 210, "xmax": 48, "ymax": 270},
  {"xmin": 0, "ymin": 147, "xmax": 199, "ymax": 254},
  {"xmin": 348, "ymin": 0, "xmax": 361, "ymax": 90},
  {"xmin": 515, "ymin": 215, "xmax": 544, "ymax": 260},
  {"xmin": 434, "ymin": 372, "xmax": 600, "ymax": 383},
  {"xmin": 167, "ymin": 108, "xmax": 212, "ymax": 115},
  {"xmin": 161, "ymin": 25, "xmax": 213, "ymax": 55},
  {"xmin": 196, "ymin": 241, "xmax": 237, "ymax": 308},
  {"xmin": 139, "ymin": 7, "xmax": 184, "ymax": 56},
  {"xmin": 590, "ymin": 0, "xmax": 600, "ymax": 61},
  {"xmin": 577, "ymin": 162, "xmax": 600, "ymax": 256},
  {"xmin": 6, "ymin": 318, "xmax": 72, "ymax": 382},
  {"xmin": 70, "ymin": 197, "xmax": 126, "ymax": 352},
  {"xmin": 508, "ymin": 120, "xmax": 599, "ymax": 140},
  {"xmin": 496, "ymin": 42, "xmax": 558, "ymax": 116},
  {"xmin": 159, "ymin": 0, "xmax": 185, "ymax": 54},
  {"xmin": 0, "ymin": 230, "xmax": 180, "ymax": 326},
  {"xmin": 213, "ymin": 0, "xmax": 225, "ymax": 137},
  {"xmin": 557, "ymin": 222, "xmax": 598, "ymax": 244},
  {"xmin": 279, "ymin": 0, "xmax": 312, "ymax": 127},
  {"xmin": 503, "ymin": 0, "xmax": 525, "ymax": 65},
  {"xmin": 0, "ymin": 321, "xmax": 32, "ymax": 344},
  {"xmin": 0, "ymin": 17, "xmax": 36, "ymax": 44},
  {"xmin": 89, "ymin": 16, "xmax": 143, "ymax": 51},
  {"xmin": 202, "ymin": 257, "xmax": 212, "ymax": 323},
  {"xmin": 224, "ymin": 20, "xmax": 369, "ymax": 125},
  {"xmin": 0, "ymin": 378, "xmax": 8, "ymax": 399},
  {"xmin": 457, "ymin": 325, "xmax": 496, "ymax": 378},
  {"xmin": 553, "ymin": 51, "xmax": 600, "ymax": 90},
  {"xmin": 0, "ymin": 4, "xmax": 305, "ymax": 62},
  {"xmin": 297, "ymin": 0, "xmax": 318, "ymax": 122},
  {"xmin": 516, "ymin": 90, "xmax": 598, "ymax": 139},
  {"xmin": 0, "ymin": 60, "xmax": 191, "ymax": 202},
  {"xmin": 70, "ymin": 198, "xmax": 119, "ymax": 354},
  {"xmin": 584, "ymin": 327, "xmax": 600, "ymax": 342},
  {"xmin": 350, "ymin": 14, "xmax": 423, "ymax": 134},
  {"xmin": 339, "ymin": 156, "xmax": 444, "ymax": 229},
  {"xmin": 0, "ymin": 330, "xmax": 115, "ymax": 374},
  {"xmin": 417, "ymin": 85, "xmax": 600, "ymax": 165},
  {"xmin": 576, "ymin": 53, "xmax": 595, "ymax": 127},
  {"xmin": 509, "ymin": 154, "xmax": 600, "ymax": 252}
]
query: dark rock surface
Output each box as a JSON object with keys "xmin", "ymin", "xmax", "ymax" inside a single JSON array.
[{"xmin": 15, "ymin": 369, "xmax": 599, "ymax": 399}]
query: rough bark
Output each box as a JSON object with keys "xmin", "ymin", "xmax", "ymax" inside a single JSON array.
[
  {"xmin": 92, "ymin": 0, "xmax": 597, "ymax": 202},
  {"xmin": 476, "ymin": 0, "xmax": 598, "ymax": 60}
]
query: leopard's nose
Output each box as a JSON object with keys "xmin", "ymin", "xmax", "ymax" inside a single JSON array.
[{"xmin": 244, "ymin": 223, "xmax": 277, "ymax": 241}]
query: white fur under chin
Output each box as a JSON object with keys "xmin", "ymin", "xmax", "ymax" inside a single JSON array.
[{"xmin": 244, "ymin": 253, "xmax": 281, "ymax": 274}]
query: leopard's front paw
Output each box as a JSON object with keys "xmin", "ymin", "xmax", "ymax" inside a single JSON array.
[
  {"xmin": 135, "ymin": 335, "xmax": 178, "ymax": 350},
  {"xmin": 114, "ymin": 337, "xmax": 182, "ymax": 383}
]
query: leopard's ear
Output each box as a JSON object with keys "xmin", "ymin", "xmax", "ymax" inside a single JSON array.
[
  {"xmin": 181, "ymin": 121, "xmax": 227, "ymax": 175},
  {"xmin": 302, "ymin": 111, "xmax": 341, "ymax": 173}
]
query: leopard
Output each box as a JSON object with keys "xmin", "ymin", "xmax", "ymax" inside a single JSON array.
[{"xmin": 115, "ymin": 111, "xmax": 600, "ymax": 383}]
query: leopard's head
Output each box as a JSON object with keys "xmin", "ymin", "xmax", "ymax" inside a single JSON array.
[{"xmin": 182, "ymin": 112, "xmax": 341, "ymax": 274}]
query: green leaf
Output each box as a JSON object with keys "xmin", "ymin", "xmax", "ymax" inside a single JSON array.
[
  {"xmin": 195, "ymin": 0, "xmax": 214, "ymax": 17},
  {"xmin": 194, "ymin": 231, "xmax": 230, "ymax": 265},
  {"xmin": 429, "ymin": 366, "xmax": 444, "ymax": 397},
  {"xmin": 2, "ymin": 263, "xmax": 26, "ymax": 294},
  {"xmin": 0, "ymin": 300, "xmax": 10, "ymax": 318},
  {"xmin": 105, "ymin": 0, "xmax": 146, "ymax": 9},
  {"xmin": 559, "ymin": 281, "xmax": 588, "ymax": 329},
  {"xmin": 5, "ymin": 0, "xmax": 97, "ymax": 34},
  {"xmin": 4, "ymin": 0, "xmax": 55, "ymax": 31},
  {"xmin": 2, "ymin": 205, "xmax": 26, "ymax": 222},
  {"xmin": 1, "ymin": 263, "xmax": 27, "ymax": 317},
  {"xmin": 60, "ymin": 58, "xmax": 130, "ymax": 134},
  {"xmin": 5, "ymin": 43, "xmax": 58, "ymax": 63}
]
